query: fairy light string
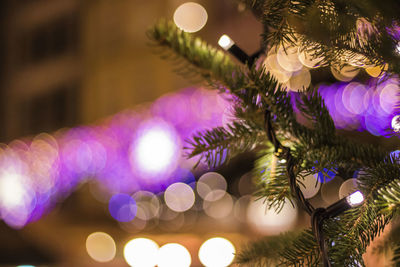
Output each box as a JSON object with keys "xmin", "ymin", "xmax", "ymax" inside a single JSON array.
[{"xmin": 225, "ymin": 37, "xmax": 347, "ymax": 266}]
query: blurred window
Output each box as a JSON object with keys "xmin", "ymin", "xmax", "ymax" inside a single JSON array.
[
  {"xmin": 20, "ymin": 83, "xmax": 79, "ymax": 136},
  {"xmin": 22, "ymin": 14, "xmax": 79, "ymax": 64}
]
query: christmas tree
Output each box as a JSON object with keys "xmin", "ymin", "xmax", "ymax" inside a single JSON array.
[{"xmin": 148, "ymin": 1, "xmax": 400, "ymax": 266}]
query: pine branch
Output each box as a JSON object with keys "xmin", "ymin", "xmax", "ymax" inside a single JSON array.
[
  {"xmin": 147, "ymin": 20, "xmax": 247, "ymax": 91},
  {"xmin": 393, "ymin": 244, "xmax": 400, "ymax": 266},
  {"xmin": 236, "ymin": 230, "xmax": 320, "ymax": 266},
  {"xmin": 186, "ymin": 121, "xmax": 265, "ymax": 168},
  {"xmin": 370, "ymin": 222, "xmax": 400, "ymax": 265},
  {"xmin": 262, "ymin": 0, "xmax": 400, "ymax": 74},
  {"xmin": 375, "ymin": 179, "xmax": 400, "ymax": 214},
  {"xmin": 296, "ymin": 87, "xmax": 336, "ymax": 143},
  {"xmin": 253, "ymin": 148, "xmax": 292, "ymax": 210},
  {"xmin": 236, "ymin": 0, "xmax": 266, "ymax": 19},
  {"xmin": 149, "ymin": 9, "xmax": 400, "ymax": 265}
]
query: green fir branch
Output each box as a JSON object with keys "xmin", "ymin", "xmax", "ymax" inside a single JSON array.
[
  {"xmin": 236, "ymin": 230, "xmax": 319, "ymax": 266},
  {"xmin": 186, "ymin": 121, "xmax": 265, "ymax": 168},
  {"xmin": 262, "ymin": 0, "xmax": 400, "ymax": 73},
  {"xmin": 147, "ymin": 19, "xmax": 247, "ymax": 90},
  {"xmin": 375, "ymin": 179, "xmax": 400, "ymax": 214},
  {"xmin": 253, "ymin": 147, "xmax": 292, "ymax": 210}
]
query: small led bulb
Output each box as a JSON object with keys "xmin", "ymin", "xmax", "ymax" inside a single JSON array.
[
  {"xmin": 218, "ymin": 35, "xmax": 235, "ymax": 50},
  {"xmin": 346, "ymin": 190, "xmax": 364, "ymax": 207},
  {"xmin": 391, "ymin": 115, "xmax": 400, "ymax": 132},
  {"xmin": 324, "ymin": 190, "xmax": 364, "ymax": 218}
]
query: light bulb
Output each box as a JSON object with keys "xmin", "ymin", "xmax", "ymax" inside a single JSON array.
[
  {"xmin": 346, "ymin": 190, "xmax": 364, "ymax": 207},
  {"xmin": 324, "ymin": 190, "xmax": 364, "ymax": 218},
  {"xmin": 217, "ymin": 35, "xmax": 249, "ymax": 64},
  {"xmin": 218, "ymin": 35, "xmax": 234, "ymax": 50},
  {"xmin": 391, "ymin": 115, "xmax": 400, "ymax": 132}
]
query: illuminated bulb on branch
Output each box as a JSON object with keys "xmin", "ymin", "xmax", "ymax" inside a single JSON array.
[
  {"xmin": 346, "ymin": 191, "xmax": 364, "ymax": 207},
  {"xmin": 218, "ymin": 34, "xmax": 249, "ymax": 64},
  {"xmin": 324, "ymin": 190, "xmax": 364, "ymax": 218},
  {"xmin": 391, "ymin": 115, "xmax": 400, "ymax": 132},
  {"xmin": 218, "ymin": 35, "xmax": 234, "ymax": 50}
]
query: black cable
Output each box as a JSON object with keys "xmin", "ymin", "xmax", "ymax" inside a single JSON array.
[
  {"xmin": 264, "ymin": 109, "xmax": 333, "ymax": 266},
  {"xmin": 264, "ymin": 110, "xmax": 315, "ymax": 215},
  {"xmin": 312, "ymin": 208, "xmax": 331, "ymax": 267}
]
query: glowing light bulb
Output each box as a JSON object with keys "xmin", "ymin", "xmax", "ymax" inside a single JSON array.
[
  {"xmin": 198, "ymin": 237, "xmax": 235, "ymax": 267},
  {"xmin": 346, "ymin": 191, "xmax": 364, "ymax": 207},
  {"xmin": 123, "ymin": 238, "xmax": 159, "ymax": 267},
  {"xmin": 218, "ymin": 35, "xmax": 234, "ymax": 50},
  {"xmin": 392, "ymin": 115, "xmax": 400, "ymax": 132}
]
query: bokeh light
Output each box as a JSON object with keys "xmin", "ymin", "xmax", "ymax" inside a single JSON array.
[
  {"xmin": 321, "ymin": 176, "xmax": 344, "ymax": 204},
  {"xmin": 173, "ymin": 2, "xmax": 208, "ymax": 33},
  {"xmin": 203, "ymin": 193, "xmax": 234, "ymax": 219},
  {"xmin": 263, "ymin": 53, "xmax": 292, "ymax": 83},
  {"xmin": 277, "ymin": 45, "xmax": 303, "ymax": 72},
  {"xmin": 298, "ymin": 171, "xmax": 321, "ymax": 199},
  {"xmin": 124, "ymin": 238, "xmax": 159, "ymax": 267},
  {"xmin": 338, "ymin": 178, "xmax": 359, "ymax": 199},
  {"xmin": 132, "ymin": 191, "xmax": 160, "ymax": 221},
  {"xmin": 298, "ymin": 48, "xmax": 323, "ymax": 68},
  {"xmin": 164, "ymin": 182, "xmax": 195, "ymax": 212},
  {"xmin": 0, "ymin": 164, "xmax": 36, "ymax": 228},
  {"xmin": 157, "ymin": 243, "xmax": 191, "ymax": 267},
  {"xmin": 129, "ymin": 119, "xmax": 180, "ymax": 179},
  {"xmin": 391, "ymin": 115, "xmax": 400, "ymax": 132},
  {"xmin": 86, "ymin": 232, "xmax": 116, "ymax": 262},
  {"xmin": 198, "ymin": 237, "xmax": 236, "ymax": 267},
  {"xmin": 247, "ymin": 198, "xmax": 297, "ymax": 235},
  {"xmin": 331, "ymin": 65, "xmax": 359, "ymax": 82},
  {"xmin": 197, "ymin": 172, "xmax": 227, "ymax": 201},
  {"xmin": 286, "ymin": 67, "xmax": 311, "ymax": 91},
  {"xmin": 108, "ymin": 194, "xmax": 137, "ymax": 222},
  {"xmin": 365, "ymin": 64, "xmax": 387, "ymax": 77},
  {"xmin": 233, "ymin": 195, "xmax": 251, "ymax": 223}
]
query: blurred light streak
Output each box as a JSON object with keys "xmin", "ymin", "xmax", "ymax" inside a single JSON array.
[{"xmin": 0, "ymin": 87, "xmax": 231, "ymax": 227}]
